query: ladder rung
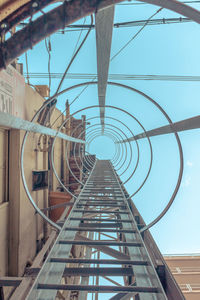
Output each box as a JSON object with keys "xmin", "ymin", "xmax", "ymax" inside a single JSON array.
[
  {"xmin": 82, "ymin": 190, "xmax": 122, "ymax": 193},
  {"xmin": 37, "ymin": 284, "xmax": 159, "ymax": 293},
  {"xmin": 25, "ymin": 266, "xmax": 134, "ymax": 277},
  {"xmin": 79, "ymin": 199, "xmax": 125, "ymax": 202},
  {"xmin": 86, "ymin": 183, "xmax": 118, "ymax": 185},
  {"xmin": 50, "ymin": 258, "xmax": 149, "ymax": 266},
  {"xmin": 73, "ymin": 210, "xmax": 129, "ymax": 214},
  {"xmin": 88, "ymin": 181, "xmax": 117, "ymax": 182},
  {"xmin": 88, "ymin": 182, "xmax": 115, "ymax": 183},
  {"xmin": 82, "ymin": 193, "xmax": 123, "ymax": 195},
  {"xmin": 54, "ymin": 267, "xmax": 134, "ymax": 276},
  {"xmin": 0, "ymin": 277, "xmax": 23, "ymax": 287},
  {"xmin": 83, "ymin": 191, "xmax": 121, "ymax": 194},
  {"xmin": 64, "ymin": 227, "xmax": 137, "ymax": 233},
  {"xmin": 78, "ymin": 203, "xmax": 125, "ymax": 206},
  {"xmin": 83, "ymin": 188, "xmax": 121, "ymax": 190},
  {"xmin": 80, "ymin": 197, "xmax": 124, "ymax": 200},
  {"xmin": 58, "ymin": 240, "xmax": 142, "ymax": 247},
  {"xmin": 70, "ymin": 218, "xmax": 133, "ymax": 222},
  {"xmin": 83, "ymin": 184, "xmax": 118, "ymax": 186},
  {"xmin": 86, "ymin": 181, "xmax": 118, "ymax": 182},
  {"xmin": 41, "ymin": 202, "xmax": 74, "ymax": 212},
  {"xmin": 79, "ymin": 223, "xmax": 123, "ymax": 228},
  {"xmin": 76, "ymin": 204, "xmax": 127, "ymax": 207}
]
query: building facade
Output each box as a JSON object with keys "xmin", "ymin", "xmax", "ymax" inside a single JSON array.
[
  {"xmin": 0, "ymin": 64, "xmax": 85, "ymax": 299},
  {"xmin": 165, "ymin": 254, "xmax": 200, "ymax": 300}
]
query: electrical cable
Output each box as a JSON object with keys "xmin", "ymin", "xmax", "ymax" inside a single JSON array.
[
  {"xmin": 45, "ymin": 37, "xmax": 52, "ymax": 96},
  {"xmin": 25, "ymin": 52, "xmax": 30, "ymax": 85},
  {"xmin": 19, "ymin": 16, "xmax": 192, "ymax": 34},
  {"xmin": 65, "ymin": 17, "xmax": 94, "ymax": 107},
  {"xmin": 117, "ymin": 0, "xmax": 200, "ymax": 5},
  {"xmin": 50, "ymin": 76, "xmax": 97, "ymax": 129},
  {"xmin": 69, "ymin": 77, "xmax": 97, "ymax": 106},
  {"xmin": 110, "ymin": 7, "xmax": 163, "ymax": 61},
  {"xmin": 36, "ymin": 16, "xmax": 89, "ymax": 156},
  {"xmin": 43, "ymin": 7, "xmax": 164, "ymax": 127},
  {"xmin": 54, "ymin": 15, "xmax": 93, "ymax": 96},
  {"xmin": 49, "ymin": 15, "xmax": 93, "ymax": 128},
  {"xmin": 71, "ymin": 18, "xmax": 86, "ymax": 57},
  {"xmin": 23, "ymin": 72, "xmax": 200, "ymax": 81}
]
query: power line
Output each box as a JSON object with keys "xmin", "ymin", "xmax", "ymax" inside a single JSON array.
[
  {"xmin": 59, "ymin": 17, "xmax": 191, "ymax": 33},
  {"xmin": 23, "ymin": 73, "xmax": 200, "ymax": 82},
  {"xmin": 25, "ymin": 52, "xmax": 30, "ymax": 85},
  {"xmin": 71, "ymin": 18, "xmax": 86, "ymax": 57},
  {"xmin": 117, "ymin": 0, "xmax": 200, "ymax": 5},
  {"xmin": 114, "ymin": 17, "xmax": 191, "ymax": 27},
  {"xmin": 54, "ymin": 16, "xmax": 92, "ymax": 96},
  {"xmin": 45, "ymin": 37, "xmax": 52, "ymax": 95},
  {"xmin": 110, "ymin": 7, "xmax": 163, "ymax": 61},
  {"xmin": 19, "ymin": 17, "xmax": 192, "ymax": 34}
]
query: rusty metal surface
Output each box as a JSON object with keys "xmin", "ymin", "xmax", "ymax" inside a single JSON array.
[
  {"xmin": 0, "ymin": 0, "xmax": 30, "ymax": 22},
  {"xmin": 0, "ymin": 0, "xmax": 56, "ymax": 33}
]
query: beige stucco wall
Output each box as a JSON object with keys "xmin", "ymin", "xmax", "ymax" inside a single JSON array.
[
  {"xmin": 0, "ymin": 128, "xmax": 8, "ymax": 278},
  {"xmin": 0, "ymin": 129, "xmax": 8, "ymax": 204},
  {"xmin": 51, "ymin": 112, "xmax": 64, "ymax": 191},
  {"xmin": 18, "ymin": 131, "xmax": 44, "ymax": 275},
  {"xmin": 14, "ymin": 84, "xmax": 66, "ymax": 275},
  {"xmin": 165, "ymin": 256, "xmax": 200, "ymax": 268},
  {"xmin": 165, "ymin": 255, "xmax": 200, "ymax": 300},
  {"xmin": 0, "ymin": 203, "xmax": 8, "ymax": 276},
  {"xmin": 0, "ymin": 74, "xmax": 67, "ymax": 287}
]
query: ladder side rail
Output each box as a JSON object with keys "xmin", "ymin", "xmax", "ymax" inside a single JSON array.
[
  {"xmin": 109, "ymin": 161, "xmax": 168, "ymax": 300},
  {"xmin": 26, "ymin": 160, "xmax": 97, "ymax": 299}
]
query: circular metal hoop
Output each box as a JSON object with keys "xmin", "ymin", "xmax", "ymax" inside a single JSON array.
[{"xmin": 21, "ymin": 78, "xmax": 183, "ymax": 232}]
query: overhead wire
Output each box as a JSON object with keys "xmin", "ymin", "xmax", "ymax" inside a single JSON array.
[
  {"xmin": 41, "ymin": 7, "xmax": 164, "ymax": 117},
  {"xmin": 117, "ymin": 0, "xmax": 200, "ymax": 5},
  {"xmin": 24, "ymin": 12, "xmax": 34, "ymax": 87},
  {"xmin": 25, "ymin": 52, "xmax": 30, "ymax": 85},
  {"xmin": 50, "ymin": 15, "xmax": 93, "ymax": 128},
  {"xmin": 24, "ymin": 8, "xmax": 51, "ymax": 94},
  {"xmin": 46, "ymin": 7, "xmax": 178, "ymax": 129},
  {"xmin": 55, "ymin": 8, "xmax": 165, "ymax": 117},
  {"xmin": 36, "ymin": 15, "xmax": 91, "ymax": 148},
  {"xmin": 37, "ymin": 2, "xmax": 197, "ymax": 129},
  {"xmin": 23, "ymin": 73, "xmax": 200, "ymax": 81},
  {"xmin": 69, "ymin": 82, "xmax": 93, "ymax": 106},
  {"xmin": 19, "ymin": 16, "xmax": 193, "ymax": 33},
  {"xmin": 45, "ymin": 37, "xmax": 52, "ymax": 96},
  {"xmin": 71, "ymin": 18, "xmax": 86, "ymax": 57},
  {"xmin": 50, "ymin": 77, "xmax": 95, "ymax": 128},
  {"xmin": 110, "ymin": 7, "xmax": 163, "ymax": 61},
  {"xmin": 25, "ymin": 51, "xmax": 41, "ymax": 94},
  {"xmin": 54, "ymin": 16, "xmax": 93, "ymax": 96},
  {"xmin": 66, "ymin": 18, "xmax": 87, "ymax": 106},
  {"xmin": 60, "ymin": 7, "xmax": 164, "ymax": 111},
  {"xmin": 113, "ymin": 17, "xmax": 191, "ymax": 28},
  {"xmin": 24, "ymin": 5, "xmax": 197, "ymax": 129}
]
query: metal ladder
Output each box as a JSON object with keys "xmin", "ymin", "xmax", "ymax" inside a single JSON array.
[{"xmin": 26, "ymin": 160, "xmax": 167, "ymax": 300}]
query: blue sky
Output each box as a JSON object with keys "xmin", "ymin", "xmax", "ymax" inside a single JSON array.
[{"xmin": 18, "ymin": 0, "xmax": 200, "ymax": 255}]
